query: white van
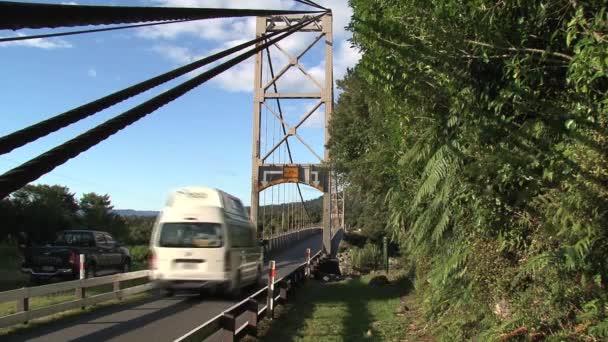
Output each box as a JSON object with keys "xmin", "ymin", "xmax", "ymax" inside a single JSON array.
[{"xmin": 149, "ymin": 187, "xmax": 263, "ymax": 296}]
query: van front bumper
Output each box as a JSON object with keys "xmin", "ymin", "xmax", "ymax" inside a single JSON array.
[{"xmin": 150, "ymin": 270, "xmax": 231, "ymax": 289}]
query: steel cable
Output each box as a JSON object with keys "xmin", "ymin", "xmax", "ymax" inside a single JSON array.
[
  {"xmin": 0, "ymin": 18, "xmax": 308, "ymax": 156},
  {"xmin": 265, "ymin": 46, "xmax": 312, "ymax": 221},
  {"xmin": 0, "ymin": 19, "xmax": 194, "ymax": 43},
  {"xmin": 0, "ymin": 14, "xmax": 322, "ymax": 199},
  {"xmin": 295, "ymin": 0, "xmax": 328, "ymax": 11},
  {"xmin": 0, "ymin": 1, "xmax": 323, "ymax": 30}
]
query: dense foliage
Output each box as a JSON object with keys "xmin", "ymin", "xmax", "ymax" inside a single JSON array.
[
  {"xmin": 0, "ymin": 185, "xmax": 156, "ymax": 245},
  {"xmin": 255, "ymin": 196, "xmax": 324, "ymax": 237},
  {"xmin": 331, "ymin": 0, "xmax": 608, "ymax": 339}
]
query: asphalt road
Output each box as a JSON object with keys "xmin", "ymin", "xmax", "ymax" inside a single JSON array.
[{"xmin": 5, "ymin": 233, "xmax": 323, "ymax": 342}]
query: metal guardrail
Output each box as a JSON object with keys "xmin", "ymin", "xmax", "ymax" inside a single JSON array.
[
  {"xmin": 175, "ymin": 249, "xmax": 324, "ymax": 342},
  {"xmin": 0, "ymin": 228, "xmax": 324, "ymax": 331},
  {"xmin": 264, "ymin": 227, "xmax": 322, "ymax": 254},
  {"xmin": 0, "ymin": 270, "xmax": 152, "ymax": 329}
]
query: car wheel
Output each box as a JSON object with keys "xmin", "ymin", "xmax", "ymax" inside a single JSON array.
[
  {"xmin": 122, "ymin": 259, "xmax": 131, "ymax": 273},
  {"xmin": 29, "ymin": 275, "xmax": 42, "ymax": 286},
  {"xmin": 86, "ymin": 263, "xmax": 97, "ymax": 278}
]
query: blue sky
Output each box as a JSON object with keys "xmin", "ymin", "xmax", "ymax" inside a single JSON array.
[{"xmin": 0, "ymin": 0, "xmax": 360, "ymax": 210}]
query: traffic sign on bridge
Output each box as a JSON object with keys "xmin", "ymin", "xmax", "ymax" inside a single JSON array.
[{"xmin": 257, "ymin": 164, "xmax": 328, "ymax": 192}]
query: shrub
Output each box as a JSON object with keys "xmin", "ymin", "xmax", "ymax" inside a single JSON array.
[
  {"xmin": 128, "ymin": 245, "xmax": 149, "ymax": 267},
  {"xmin": 351, "ymin": 242, "xmax": 382, "ymax": 272}
]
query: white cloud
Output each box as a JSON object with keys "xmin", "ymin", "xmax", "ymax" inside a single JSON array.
[
  {"xmin": 87, "ymin": 68, "xmax": 97, "ymax": 77},
  {"xmin": 61, "ymin": 1, "xmax": 78, "ymax": 4},
  {"xmin": 299, "ymin": 102, "xmax": 325, "ymax": 129},
  {"xmin": 140, "ymin": 0, "xmax": 360, "ymax": 93},
  {"xmin": 0, "ymin": 33, "xmax": 72, "ymax": 49},
  {"xmin": 152, "ymin": 44, "xmax": 197, "ymax": 64}
]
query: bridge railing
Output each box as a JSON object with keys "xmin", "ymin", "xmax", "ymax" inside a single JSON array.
[
  {"xmin": 264, "ymin": 226, "xmax": 322, "ymax": 255},
  {"xmin": 0, "ymin": 270, "xmax": 152, "ymax": 329},
  {"xmin": 174, "ymin": 249, "xmax": 324, "ymax": 342}
]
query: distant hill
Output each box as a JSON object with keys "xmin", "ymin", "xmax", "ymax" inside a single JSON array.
[{"xmin": 113, "ymin": 209, "xmax": 159, "ymax": 217}]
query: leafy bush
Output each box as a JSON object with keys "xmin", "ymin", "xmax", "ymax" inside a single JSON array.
[
  {"xmin": 128, "ymin": 245, "xmax": 150, "ymax": 267},
  {"xmin": 351, "ymin": 243, "xmax": 382, "ymax": 272},
  {"xmin": 333, "ymin": 0, "xmax": 608, "ymax": 339}
]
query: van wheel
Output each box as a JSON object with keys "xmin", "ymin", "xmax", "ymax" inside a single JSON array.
[
  {"xmin": 227, "ymin": 272, "xmax": 242, "ymax": 300},
  {"xmin": 255, "ymin": 266, "xmax": 263, "ymax": 287}
]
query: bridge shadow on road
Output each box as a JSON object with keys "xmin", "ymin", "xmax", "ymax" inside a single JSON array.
[{"xmin": 3, "ymin": 294, "xmax": 201, "ymax": 342}]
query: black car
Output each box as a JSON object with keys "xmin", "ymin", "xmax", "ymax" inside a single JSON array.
[{"xmin": 21, "ymin": 230, "xmax": 131, "ymax": 283}]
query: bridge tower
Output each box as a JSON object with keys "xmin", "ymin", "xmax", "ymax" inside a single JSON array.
[{"xmin": 250, "ymin": 13, "xmax": 335, "ymax": 254}]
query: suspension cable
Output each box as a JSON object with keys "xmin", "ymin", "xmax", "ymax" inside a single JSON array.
[
  {"xmin": 0, "ymin": 18, "xmax": 308, "ymax": 156},
  {"xmin": 265, "ymin": 45, "xmax": 311, "ymax": 220},
  {"xmin": 0, "ymin": 14, "xmax": 322, "ymax": 199},
  {"xmin": 0, "ymin": 1, "xmax": 323, "ymax": 30},
  {"xmin": 0, "ymin": 19, "xmax": 193, "ymax": 43},
  {"xmin": 295, "ymin": 0, "xmax": 328, "ymax": 11}
]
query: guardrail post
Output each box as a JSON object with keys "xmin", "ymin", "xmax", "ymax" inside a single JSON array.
[
  {"xmin": 220, "ymin": 312, "xmax": 235, "ymax": 342},
  {"xmin": 267, "ymin": 260, "xmax": 275, "ymax": 319},
  {"xmin": 76, "ymin": 254, "xmax": 86, "ymax": 309},
  {"xmin": 279, "ymin": 280, "xmax": 289, "ymax": 304},
  {"xmin": 246, "ymin": 298, "xmax": 258, "ymax": 337},
  {"xmin": 113, "ymin": 279, "xmax": 121, "ymax": 301},
  {"xmin": 17, "ymin": 291, "xmax": 29, "ymax": 324}
]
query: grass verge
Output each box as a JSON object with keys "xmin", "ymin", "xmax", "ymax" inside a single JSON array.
[{"xmin": 246, "ymin": 272, "xmax": 434, "ymax": 342}]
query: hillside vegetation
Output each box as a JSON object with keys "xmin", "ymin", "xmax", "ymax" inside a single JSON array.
[{"xmin": 330, "ymin": 1, "xmax": 608, "ymax": 340}]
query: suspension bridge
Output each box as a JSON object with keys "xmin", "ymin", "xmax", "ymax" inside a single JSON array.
[{"xmin": 0, "ymin": 1, "xmax": 344, "ymax": 341}]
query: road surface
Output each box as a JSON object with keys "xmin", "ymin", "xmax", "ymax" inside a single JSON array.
[{"xmin": 4, "ymin": 233, "xmax": 323, "ymax": 342}]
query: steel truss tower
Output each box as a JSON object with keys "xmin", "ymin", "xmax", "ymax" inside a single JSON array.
[{"xmin": 250, "ymin": 13, "xmax": 335, "ymax": 254}]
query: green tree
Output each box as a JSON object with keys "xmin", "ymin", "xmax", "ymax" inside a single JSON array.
[
  {"xmin": 8, "ymin": 185, "xmax": 79, "ymax": 243},
  {"xmin": 79, "ymin": 192, "xmax": 126, "ymax": 239}
]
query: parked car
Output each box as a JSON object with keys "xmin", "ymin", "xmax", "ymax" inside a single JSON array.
[
  {"xmin": 149, "ymin": 186, "xmax": 263, "ymax": 297},
  {"xmin": 21, "ymin": 230, "xmax": 131, "ymax": 284}
]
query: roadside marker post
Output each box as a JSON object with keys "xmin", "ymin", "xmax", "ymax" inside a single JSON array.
[
  {"xmin": 77, "ymin": 254, "xmax": 86, "ymax": 309},
  {"xmin": 267, "ymin": 260, "xmax": 276, "ymax": 319},
  {"xmin": 79, "ymin": 254, "xmax": 85, "ymax": 279}
]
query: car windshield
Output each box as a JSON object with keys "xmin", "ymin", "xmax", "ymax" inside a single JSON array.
[
  {"xmin": 159, "ymin": 222, "xmax": 223, "ymax": 248},
  {"xmin": 54, "ymin": 232, "xmax": 94, "ymax": 247}
]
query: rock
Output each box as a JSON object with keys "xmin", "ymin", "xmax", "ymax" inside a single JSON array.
[
  {"xmin": 395, "ymin": 302, "xmax": 410, "ymax": 315},
  {"xmin": 493, "ymin": 299, "xmax": 511, "ymax": 320},
  {"xmin": 369, "ymin": 275, "xmax": 389, "ymax": 287}
]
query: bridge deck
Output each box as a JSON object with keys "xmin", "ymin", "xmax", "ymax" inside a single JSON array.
[{"xmin": 3, "ymin": 233, "xmax": 322, "ymax": 342}]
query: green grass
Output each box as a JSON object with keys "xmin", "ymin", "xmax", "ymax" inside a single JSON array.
[{"xmin": 247, "ymin": 272, "xmax": 434, "ymax": 342}]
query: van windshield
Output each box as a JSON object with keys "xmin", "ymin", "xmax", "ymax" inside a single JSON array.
[{"xmin": 159, "ymin": 222, "xmax": 223, "ymax": 248}]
